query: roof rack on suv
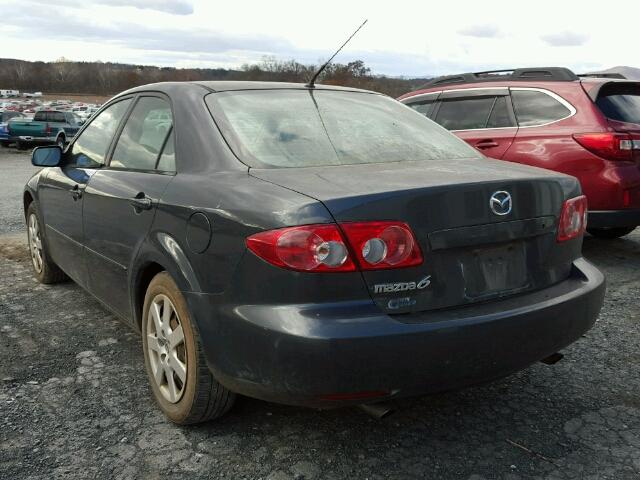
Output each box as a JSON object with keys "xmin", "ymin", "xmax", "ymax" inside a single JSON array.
[{"xmin": 420, "ymin": 67, "xmax": 579, "ymax": 88}]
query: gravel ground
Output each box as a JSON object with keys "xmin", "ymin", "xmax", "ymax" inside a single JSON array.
[{"xmin": 1, "ymin": 147, "xmax": 639, "ymax": 480}]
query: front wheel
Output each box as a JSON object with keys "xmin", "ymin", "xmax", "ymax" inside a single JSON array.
[
  {"xmin": 142, "ymin": 272, "xmax": 235, "ymax": 424},
  {"xmin": 26, "ymin": 203, "xmax": 67, "ymax": 284},
  {"xmin": 587, "ymin": 226, "xmax": 636, "ymax": 239}
]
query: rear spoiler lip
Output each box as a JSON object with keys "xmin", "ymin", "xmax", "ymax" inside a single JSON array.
[{"xmin": 581, "ymin": 79, "xmax": 640, "ymax": 102}]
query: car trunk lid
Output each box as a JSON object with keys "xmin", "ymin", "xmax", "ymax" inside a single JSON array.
[{"xmin": 251, "ymin": 159, "xmax": 579, "ymax": 314}]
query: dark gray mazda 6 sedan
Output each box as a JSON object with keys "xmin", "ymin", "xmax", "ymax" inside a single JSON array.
[{"xmin": 23, "ymin": 81, "xmax": 605, "ymax": 424}]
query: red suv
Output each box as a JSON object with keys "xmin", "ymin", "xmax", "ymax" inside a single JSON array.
[{"xmin": 399, "ymin": 67, "xmax": 640, "ymax": 239}]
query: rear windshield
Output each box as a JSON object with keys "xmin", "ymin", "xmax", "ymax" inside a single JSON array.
[
  {"xmin": 205, "ymin": 89, "xmax": 479, "ymax": 168},
  {"xmin": 33, "ymin": 111, "xmax": 65, "ymax": 122},
  {"xmin": 596, "ymin": 84, "xmax": 640, "ymax": 124}
]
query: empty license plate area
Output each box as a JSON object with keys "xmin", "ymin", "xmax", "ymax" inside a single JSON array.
[{"xmin": 461, "ymin": 242, "xmax": 529, "ymax": 299}]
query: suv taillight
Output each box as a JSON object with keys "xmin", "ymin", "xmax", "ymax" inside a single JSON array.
[
  {"xmin": 246, "ymin": 222, "xmax": 423, "ymax": 272},
  {"xmin": 573, "ymin": 132, "xmax": 640, "ymax": 162},
  {"xmin": 44, "ymin": 123, "xmax": 52, "ymax": 135},
  {"xmin": 557, "ymin": 195, "xmax": 588, "ymax": 242}
]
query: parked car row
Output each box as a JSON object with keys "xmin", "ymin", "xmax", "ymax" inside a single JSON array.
[
  {"xmin": 399, "ymin": 67, "xmax": 640, "ymax": 238},
  {"xmin": 24, "ymin": 75, "xmax": 606, "ymax": 424},
  {"xmin": 0, "ymin": 98, "xmax": 102, "ymax": 149}
]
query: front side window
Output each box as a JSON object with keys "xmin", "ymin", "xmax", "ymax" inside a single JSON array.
[
  {"xmin": 511, "ymin": 90, "xmax": 572, "ymax": 126},
  {"xmin": 407, "ymin": 99, "xmax": 437, "ymax": 118},
  {"xmin": 434, "ymin": 97, "xmax": 496, "ymax": 130},
  {"xmin": 110, "ymin": 97, "xmax": 173, "ymax": 171},
  {"xmin": 206, "ymin": 90, "xmax": 479, "ymax": 169},
  {"xmin": 67, "ymin": 99, "xmax": 132, "ymax": 168}
]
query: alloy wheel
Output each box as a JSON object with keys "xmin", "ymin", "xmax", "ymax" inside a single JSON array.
[
  {"xmin": 146, "ymin": 294, "xmax": 187, "ymax": 403},
  {"xmin": 28, "ymin": 213, "xmax": 43, "ymax": 273}
]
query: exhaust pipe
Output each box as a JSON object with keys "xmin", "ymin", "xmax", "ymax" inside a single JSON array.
[{"xmin": 357, "ymin": 402, "xmax": 395, "ymax": 419}]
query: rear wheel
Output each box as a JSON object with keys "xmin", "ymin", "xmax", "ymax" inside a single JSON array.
[
  {"xmin": 26, "ymin": 202, "xmax": 67, "ymax": 284},
  {"xmin": 142, "ymin": 272, "xmax": 235, "ymax": 424},
  {"xmin": 587, "ymin": 226, "xmax": 636, "ymax": 239}
]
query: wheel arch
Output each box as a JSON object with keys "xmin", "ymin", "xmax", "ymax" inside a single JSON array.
[
  {"xmin": 130, "ymin": 232, "xmax": 202, "ymax": 331},
  {"xmin": 132, "ymin": 260, "xmax": 166, "ymax": 331},
  {"xmin": 23, "ymin": 190, "xmax": 35, "ymax": 219}
]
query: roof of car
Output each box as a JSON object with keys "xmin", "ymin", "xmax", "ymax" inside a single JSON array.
[{"xmin": 120, "ymin": 81, "xmax": 377, "ymax": 96}]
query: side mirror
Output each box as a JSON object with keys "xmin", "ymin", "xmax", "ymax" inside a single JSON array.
[
  {"xmin": 32, "ymin": 145, "xmax": 62, "ymax": 167},
  {"xmin": 78, "ymin": 120, "xmax": 85, "ymax": 126}
]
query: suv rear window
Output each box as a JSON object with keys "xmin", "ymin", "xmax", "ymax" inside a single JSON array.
[
  {"xmin": 511, "ymin": 90, "xmax": 572, "ymax": 126},
  {"xmin": 206, "ymin": 90, "xmax": 479, "ymax": 168},
  {"xmin": 596, "ymin": 83, "xmax": 640, "ymax": 125},
  {"xmin": 33, "ymin": 111, "xmax": 66, "ymax": 122}
]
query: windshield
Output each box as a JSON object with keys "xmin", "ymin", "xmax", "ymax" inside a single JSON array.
[
  {"xmin": 206, "ymin": 89, "xmax": 480, "ymax": 168},
  {"xmin": 596, "ymin": 84, "xmax": 640, "ymax": 124}
]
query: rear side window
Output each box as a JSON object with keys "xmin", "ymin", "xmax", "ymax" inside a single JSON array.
[
  {"xmin": 432, "ymin": 95, "xmax": 515, "ymax": 130},
  {"xmin": 110, "ymin": 96, "xmax": 173, "ymax": 171},
  {"xmin": 68, "ymin": 99, "xmax": 132, "ymax": 168},
  {"xmin": 49, "ymin": 112, "xmax": 65, "ymax": 123},
  {"xmin": 33, "ymin": 112, "xmax": 47, "ymax": 122},
  {"xmin": 511, "ymin": 90, "xmax": 572, "ymax": 126},
  {"xmin": 156, "ymin": 128, "xmax": 175, "ymax": 172},
  {"xmin": 596, "ymin": 84, "xmax": 640, "ymax": 124},
  {"xmin": 486, "ymin": 97, "xmax": 513, "ymax": 128}
]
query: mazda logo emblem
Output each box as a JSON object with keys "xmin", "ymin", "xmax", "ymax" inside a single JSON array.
[{"xmin": 489, "ymin": 191, "xmax": 512, "ymax": 216}]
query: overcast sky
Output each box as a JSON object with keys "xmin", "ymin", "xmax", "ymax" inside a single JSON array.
[{"xmin": 2, "ymin": 0, "xmax": 638, "ymax": 77}]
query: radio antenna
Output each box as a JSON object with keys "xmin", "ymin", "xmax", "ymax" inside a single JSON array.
[{"xmin": 306, "ymin": 19, "xmax": 368, "ymax": 88}]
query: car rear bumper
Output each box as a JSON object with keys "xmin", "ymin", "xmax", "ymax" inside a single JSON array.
[
  {"xmin": 8, "ymin": 136, "xmax": 59, "ymax": 145},
  {"xmin": 185, "ymin": 257, "xmax": 605, "ymax": 408},
  {"xmin": 588, "ymin": 209, "xmax": 640, "ymax": 228}
]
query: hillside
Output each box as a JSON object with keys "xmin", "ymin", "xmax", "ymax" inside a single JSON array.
[{"xmin": 0, "ymin": 58, "xmax": 429, "ymax": 98}]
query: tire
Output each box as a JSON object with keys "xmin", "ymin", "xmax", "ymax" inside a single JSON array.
[
  {"xmin": 587, "ymin": 226, "xmax": 636, "ymax": 239},
  {"xmin": 55, "ymin": 135, "xmax": 65, "ymax": 149},
  {"xmin": 26, "ymin": 202, "xmax": 67, "ymax": 284},
  {"xmin": 142, "ymin": 272, "xmax": 235, "ymax": 424},
  {"xmin": 16, "ymin": 141, "xmax": 27, "ymax": 150},
  {"xmin": 0, "ymin": 140, "xmax": 9, "ymax": 147}
]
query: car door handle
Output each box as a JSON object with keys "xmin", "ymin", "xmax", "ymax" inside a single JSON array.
[
  {"xmin": 129, "ymin": 193, "xmax": 153, "ymax": 212},
  {"xmin": 69, "ymin": 184, "xmax": 83, "ymax": 201},
  {"xmin": 475, "ymin": 140, "xmax": 500, "ymax": 149}
]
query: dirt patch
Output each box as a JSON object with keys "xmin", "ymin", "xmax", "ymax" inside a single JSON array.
[{"xmin": 0, "ymin": 234, "xmax": 29, "ymax": 262}]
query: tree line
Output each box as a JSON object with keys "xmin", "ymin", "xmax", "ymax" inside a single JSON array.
[{"xmin": 0, "ymin": 57, "xmax": 428, "ymax": 99}]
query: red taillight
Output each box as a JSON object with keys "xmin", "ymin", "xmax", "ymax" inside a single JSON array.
[
  {"xmin": 246, "ymin": 221, "xmax": 423, "ymax": 272},
  {"xmin": 246, "ymin": 224, "xmax": 355, "ymax": 272},
  {"xmin": 340, "ymin": 221, "xmax": 423, "ymax": 270},
  {"xmin": 557, "ymin": 195, "xmax": 588, "ymax": 242},
  {"xmin": 572, "ymin": 132, "xmax": 640, "ymax": 162},
  {"xmin": 44, "ymin": 123, "xmax": 51, "ymax": 135}
]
